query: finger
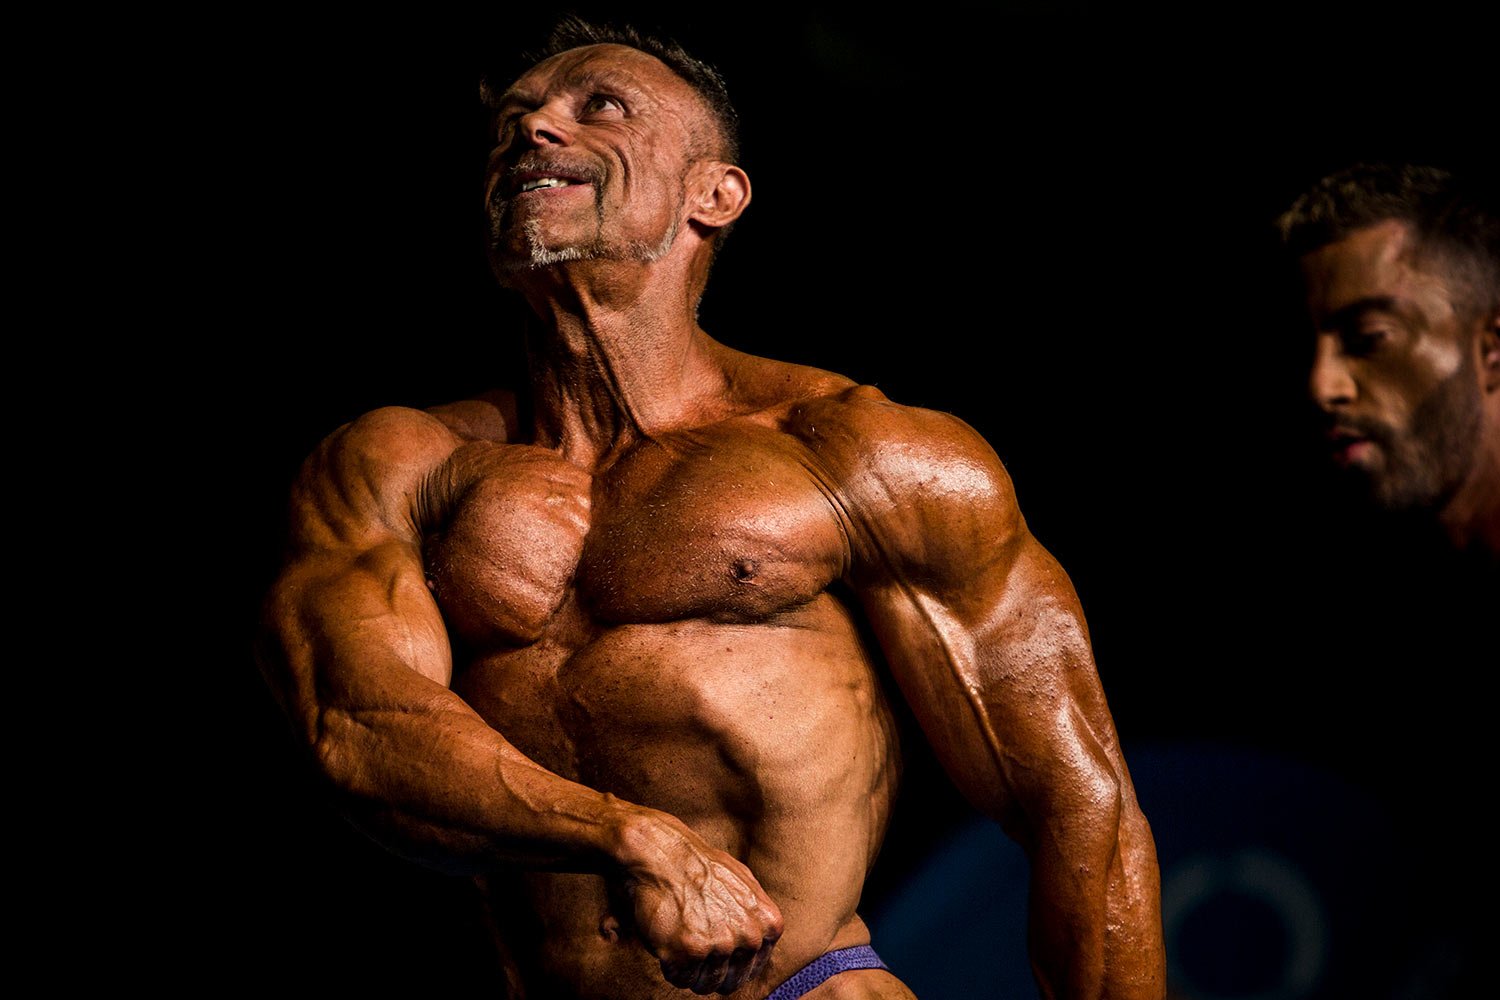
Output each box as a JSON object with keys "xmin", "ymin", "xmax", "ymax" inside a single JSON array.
[
  {"xmin": 744, "ymin": 933, "xmax": 778, "ymax": 985},
  {"xmin": 690, "ymin": 954, "xmax": 730, "ymax": 995},
  {"xmin": 661, "ymin": 959, "xmax": 697, "ymax": 990},
  {"xmin": 756, "ymin": 899, "xmax": 785, "ymax": 939},
  {"xmin": 716, "ymin": 946, "xmax": 758, "ymax": 995}
]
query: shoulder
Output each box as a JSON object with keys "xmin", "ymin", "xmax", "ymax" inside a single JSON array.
[
  {"xmin": 424, "ymin": 388, "xmax": 519, "ymax": 442},
  {"xmin": 788, "ymin": 384, "xmax": 1026, "ymax": 579},
  {"xmin": 709, "ymin": 339, "xmax": 859, "ymax": 414},
  {"xmin": 789, "ymin": 384, "xmax": 1019, "ymax": 512},
  {"xmin": 307, "ymin": 405, "xmax": 464, "ymax": 490},
  {"xmin": 288, "ymin": 405, "xmax": 464, "ymax": 551}
]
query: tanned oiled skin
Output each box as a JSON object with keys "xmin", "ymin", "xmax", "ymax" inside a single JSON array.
[{"xmin": 258, "ymin": 40, "xmax": 1165, "ymax": 1000}]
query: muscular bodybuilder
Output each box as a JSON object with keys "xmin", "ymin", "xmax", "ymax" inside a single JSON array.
[{"xmin": 258, "ymin": 19, "xmax": 1164, "ymax": 1000}]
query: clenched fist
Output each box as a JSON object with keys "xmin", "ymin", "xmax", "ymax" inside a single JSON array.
[{"xmin": 611, "ymin": 810, "xmax": 783, "ymax": 995}]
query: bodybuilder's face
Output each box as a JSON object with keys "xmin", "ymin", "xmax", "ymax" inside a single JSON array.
[
  {"xmin": 1300, "ymin": 219, "xmax": 1486, "ymax": 510},
  {"xmin": 484, "ymin": 44, "xmax": 709, "ymax": 274}
]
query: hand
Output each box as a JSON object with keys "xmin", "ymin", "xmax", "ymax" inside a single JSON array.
[{"xmin": 611, "ymin": 813, "xmax": 783, "ymax": 995}]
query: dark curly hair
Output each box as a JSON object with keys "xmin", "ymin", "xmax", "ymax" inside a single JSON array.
[{"xmin": 1277, "ymin": 163, "xmax": 1499, "ymax": 318}]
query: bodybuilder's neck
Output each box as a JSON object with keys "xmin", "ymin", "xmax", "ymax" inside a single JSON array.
[
  {"xmin": 1439, "ymin": 425, "xmax": 1500, "ymax": 558},
  {"xmin": 521, "ymin": 272, "xmax": 724, "ymax": 465}
]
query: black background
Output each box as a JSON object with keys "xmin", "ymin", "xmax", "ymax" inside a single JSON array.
[{"xmin": 193, "ymin": 5, "xmax": 1495, "ymax": 996}]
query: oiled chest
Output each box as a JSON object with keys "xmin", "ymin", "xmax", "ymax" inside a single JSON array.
[
  {"xmin": 579, "ymin": 427, "xmax": 848, "ymax": 625},
  {"xmin": 425, "ymin": 423, "xmax": 850, "ymax": 649}
]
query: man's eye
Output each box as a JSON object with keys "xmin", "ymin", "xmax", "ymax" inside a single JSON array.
[
  {"xmin": 1343, "ymin": 327, "xmax": 1390, "ymax": 356},
  {"xmin": 581, "ymin": 95, "xmax": 623, "ymax": 116}
]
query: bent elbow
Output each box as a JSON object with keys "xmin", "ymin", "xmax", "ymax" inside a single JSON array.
[{"xmin": 309, "ymin": 708, "xmax": 367, "ymax": 802}]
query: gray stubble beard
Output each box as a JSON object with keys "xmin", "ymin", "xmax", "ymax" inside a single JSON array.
[{"xmin": 488, "ymin": 178, "xmax": 684, "ymax": 283}]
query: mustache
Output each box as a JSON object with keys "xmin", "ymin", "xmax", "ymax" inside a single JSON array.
[
  {"xmin": 498, "ymin": 155, "xmax": 604, "ymax": 193},
  {"xmin": 1324, "ymin": 414, "xmax": 1392, "ymax": 445}
]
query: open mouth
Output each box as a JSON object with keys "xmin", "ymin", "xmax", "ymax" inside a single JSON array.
[
  {"xmin": 1326, "ymin": 428, "xmax": 1375, "ymax": 466},
  {"xmin": 519, "ymin": 175, "xmax": 585, "ymax": 193},
  {"xmin": 505, "ymin": 164, "xmax": 594, "ymax": 198}
]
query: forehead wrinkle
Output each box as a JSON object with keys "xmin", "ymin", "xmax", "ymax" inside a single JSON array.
[
  {"xmin": 568, "ymin": 66, "xmax": 656, "ymax": 102},
  {"xmin": 495, "ymin": 47, "xmax": 724, "ymax": 168},
  {"xmin": 511, "ymin": 45, "xmax": 683, "ymax": 103}
]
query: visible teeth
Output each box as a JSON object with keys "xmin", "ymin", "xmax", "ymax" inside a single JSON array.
[{"xmin": 520, "ymin": 176, "xmax": 574, "ymax": 192}]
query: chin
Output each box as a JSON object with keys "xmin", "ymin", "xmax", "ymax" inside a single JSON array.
[
  {"xmin": 1368, "ymin": 468, "xmax": 1455, "ymax": 513},
  {"xmin": 1323, "ymin": 460, "xmax": 1406, "ymax": 512}
]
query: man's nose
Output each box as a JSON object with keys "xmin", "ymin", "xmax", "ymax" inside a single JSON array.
[
  {"xmin": 517, "ymin": 107, "xmax": 574, "ymax": 147},
  {"xmin": 1309, "ymin": 336, "xmax": 1356, "ymax": 410}
]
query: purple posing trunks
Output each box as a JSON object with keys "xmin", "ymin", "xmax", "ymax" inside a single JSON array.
[{"xmin": 764, "ymin": 945, "xmax": 889, "ymax": 1000}]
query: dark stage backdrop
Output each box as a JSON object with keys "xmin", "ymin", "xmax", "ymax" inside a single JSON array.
[{"xmin": 202, "ymin": 6, "xmax": 1495, "ymax": 998}]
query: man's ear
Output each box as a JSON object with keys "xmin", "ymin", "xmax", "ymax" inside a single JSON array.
[
  {"xmin": 688, "ymin": 163, "xmax": 751, "ymax": 230},
  {"xmin": 1483, "ymin": 310, "xmax": 1500, "ymax": 393}
]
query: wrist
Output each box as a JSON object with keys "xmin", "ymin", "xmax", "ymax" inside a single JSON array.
[{"xmin": 606, "ymin": 801, "xmax": 684, "ymax": 880}]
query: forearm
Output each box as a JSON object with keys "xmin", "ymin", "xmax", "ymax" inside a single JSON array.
[
  {"xmin": 1025, "ymin": 768, "xmax": 1164, "ymax": 1000},
  {"xmin": 1020, "ymin": 753, "xmax": 1118, "ymax": 1000},
  {"xmin": 1102, "ymin": 792, "xmax": 1166, "ymax": 998},
  {"xmin": 260, "ymin": 554, "xmax": 664, "ymax": 879},
  {"xmin": 309, "ymin": 684, "xmax": 652, "ymax": 876}
]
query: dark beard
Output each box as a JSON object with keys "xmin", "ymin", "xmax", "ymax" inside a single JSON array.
[{"xmin": 1364, "ymin": 360, "xmax": 1483, "ymax": 511}]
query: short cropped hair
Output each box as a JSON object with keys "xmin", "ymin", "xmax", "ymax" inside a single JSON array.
[
  {"xmin": 482, "ymin": 14, "xmax": 742, "ymax": 165},
  {"xmin": 1277, "ymin": 163, "xmax": 1499, "ymax": 317}
]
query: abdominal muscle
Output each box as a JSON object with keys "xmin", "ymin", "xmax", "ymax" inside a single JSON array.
[{"xmin": 454, "ymin": 593, "xmax": 902, "ymax": 999}]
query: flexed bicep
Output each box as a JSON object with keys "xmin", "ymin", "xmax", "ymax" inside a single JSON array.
[{"xmin": 259, "ymin": 407, "xmax": 462, "ymax": 733}]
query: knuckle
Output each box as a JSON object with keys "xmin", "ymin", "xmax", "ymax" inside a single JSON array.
[{"xmin": 680, "ymin": 932, "xmax": 714, "ymax": 957}]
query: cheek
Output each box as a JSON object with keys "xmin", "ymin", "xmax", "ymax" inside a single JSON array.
[
  {"xmin": 1408, "ymin": 331, "xmax": 1468, "ymax": 384},
  {"xmin": 1369, "ymin": 335, "xmax": 1469, "ymax": 426},
  {"xmin": 614, "ymin": 177, "xmax": 687, "ymax": 236}
]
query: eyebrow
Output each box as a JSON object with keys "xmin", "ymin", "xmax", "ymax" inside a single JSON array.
[
  {"xmin": 1321, "ymin": 296, "xmax": 1401, "ymax": 330},
  {"xmin": 489, "ymin": 83, "xmax": 538, "ymax": 113},
  {"xmin": 492, "ymin": 69, "xmax": 648, "ymax": 113}
]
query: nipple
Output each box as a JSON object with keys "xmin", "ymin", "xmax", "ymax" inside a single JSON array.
[{"xmin": 731, "ymin": 558, "xmax": 759, "ymax": 584}]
